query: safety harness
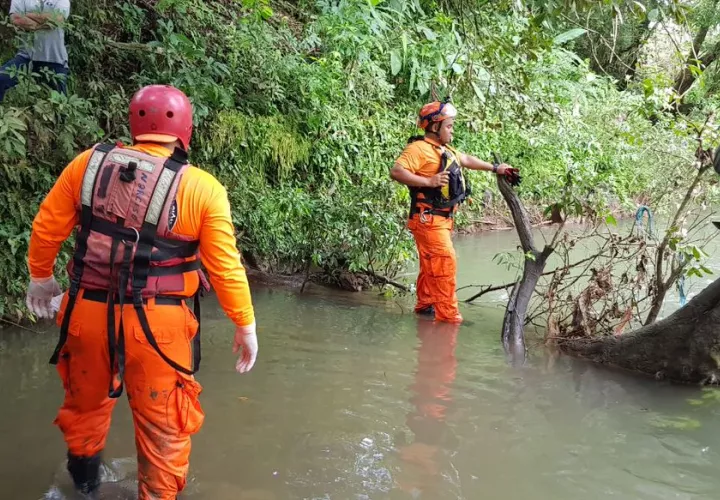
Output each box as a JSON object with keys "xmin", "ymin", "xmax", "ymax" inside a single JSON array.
[
  {"xmin": 49, "ymin": 144, "xmax": 204, "ymax": 399},
  {"xmin": 408, "ymin": 138, "xmax": 469, "ymax": 219}
]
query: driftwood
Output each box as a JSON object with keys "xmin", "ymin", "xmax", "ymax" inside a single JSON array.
[
  {"xmin": 559, "ymin": 275, "xmax": 720, "ymax": 384},
  {"xmin": 557, "ymin": 123, "xmax": 720, "ymax": 384}
]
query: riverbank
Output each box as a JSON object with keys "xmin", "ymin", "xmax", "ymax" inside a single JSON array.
[{"xmin": 0, "ymin": 0, "xmax": 689, "ymax": 324}]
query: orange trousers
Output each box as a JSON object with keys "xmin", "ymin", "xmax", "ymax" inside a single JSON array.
[
  {"xmin": 54, "ymin": 290, "xmax": 204, "ymax": 499},
  {"xmin": 408, "ymin": 214, "xmax": 462, "ymax": 323}
]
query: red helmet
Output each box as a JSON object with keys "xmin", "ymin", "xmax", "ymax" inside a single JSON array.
[
  {"xmin": 129, "ymin": 85, "xmax": 193, "ymax": 150},
  {"xmin": 417, "ymin": 101, "xmax": 458, "ymax": 129}
]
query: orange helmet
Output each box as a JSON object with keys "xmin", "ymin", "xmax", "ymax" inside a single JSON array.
[{"xmin": 417, "ymin": 101, "xmax": 458, "ymax": 129}]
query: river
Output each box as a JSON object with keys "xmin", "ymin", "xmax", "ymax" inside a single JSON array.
[{"xmin": 1, "ymin": 226, "xmax": 720, "ymax": 499}]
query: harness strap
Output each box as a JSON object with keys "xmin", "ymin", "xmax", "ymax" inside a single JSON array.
[
  {"xmin": 50, "ymin": 144, "xmax": 113, "ymax": 366},
  {"xmin": 148, "ymin": 259, "xmax": 201, "ymax": 277},
  {"xmin": 83, "ymin": 290, "xmax": 186, "ymax": 305},
  {"xmin": 409, "ymin": 205, "xmax": 454, "ymax": 219},
  {"xmin": 151, "ymin": 241, "xmax": 200, "ymax": 262},
  {"xmin": 107, "ymin": 240, "xmax": 133, "ymax": 398},
  {"xmin": 193, "ymin": 289, "xmax": 202, "ymax": 370},
  {"xmin": 88, "ymin": 218, "xmax": 198, "ymax": 259},
  {"xmin": 105, "ymin": 237, "xmax": 120, "ymax": 397},
  {"xmin": 131, "ymin": 149, "xmax": 200, "ymax": 375}
]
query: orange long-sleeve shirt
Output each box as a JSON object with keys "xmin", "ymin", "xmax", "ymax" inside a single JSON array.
[
  {"xmin": 395, "ymin": 137, "xmax": 461, "ymax": 177},
  {"xmin": 28, "ymin": 143, "xmax": 255, "ymax": 327}
]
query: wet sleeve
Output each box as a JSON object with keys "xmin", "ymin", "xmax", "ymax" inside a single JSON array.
[
  {"xmin": 28, "ymin": 149, "xmax": 91, "ymax": 279},
  {"xmin": 9, "ymin": 1, "xmax": 21, "ymax": 14},
  {"xmin": 395, "ymin": 144, "xmax": 422, "ymax": 173},
  {"xmin": 197, "ymin": 178, "xmax": 256, "ymax": 328}
]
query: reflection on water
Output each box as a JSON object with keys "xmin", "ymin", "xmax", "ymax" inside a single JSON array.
[
  {"xmin": 397, "ymin": 320, "xmax": 460, "ymax": 499},
  {"xmin": 1, "ymin": 227, "xmax": 720, "ymax": 499}
]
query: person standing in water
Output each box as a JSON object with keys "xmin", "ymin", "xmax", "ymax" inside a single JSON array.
[
  {"xmin": 390, "ymin": 100, "xmax": 521, "ymax": 324},
  {"xmin": 25, "ymin": 84, "xmax": 258, "ymax": 499}
]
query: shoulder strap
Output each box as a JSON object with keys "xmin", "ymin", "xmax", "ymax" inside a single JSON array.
[
  {"xmin": 131, "ymin": 147, "xmax": 200, "ymax": 375},
  {"xmin": 132, "ymin": 148, "xmax": 188, "ymax": 295},
  {"xmin": 72, "ymin": 143, "xmax": 115, "ymax": 294},
  {"xmin": 49, "ymin": 143, "xmax": 114, "ymax": 367}
]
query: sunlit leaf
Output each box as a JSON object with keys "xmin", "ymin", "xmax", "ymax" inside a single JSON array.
[
  {"xmin": 553, "ymin": 28, "xmax": 586, "ymax": 45},
  {"xmin": 421, "ymin": 26, "xmax": 437, "ymax": 41},
  {"xmin": 390, "ymin": 50, "xmax": 402, "ymax": 76}
]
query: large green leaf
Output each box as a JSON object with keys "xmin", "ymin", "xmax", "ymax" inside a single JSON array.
[
  {"xmin": 390, "ymin": 50, "xmax": 402, "ymax": 76},
  {"xmin": 553, "ymin": 28, "xmax": 587, "ymax": 45}
]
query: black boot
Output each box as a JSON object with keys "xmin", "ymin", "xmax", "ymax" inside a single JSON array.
[
  {"xmin": 416, "ymin": 305, "xmax": 435, "ymax": 316},
  {"xmin": 67, "ymin": 451, "xmax": 102, "ymax": 495}
]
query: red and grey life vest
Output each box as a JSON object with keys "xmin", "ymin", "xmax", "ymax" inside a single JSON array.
[
  {"xmin": 407, "ymin": 138, "xmax": 470, "ymax": 219},
  {"xmin": 49, "ymin": 144, "xmax": 207, "ymax": 398}
]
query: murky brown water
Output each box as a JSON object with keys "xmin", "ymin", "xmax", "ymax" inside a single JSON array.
[{"xmin": 2, "ymin": 229, "xmax": 720, "ymax": 499}]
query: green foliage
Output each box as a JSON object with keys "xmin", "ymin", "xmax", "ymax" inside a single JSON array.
[
  {"xmin": 0, "ymin": 0, "xmax": 701, "ymax": 319},
  {"xmin": 207, "ymin": 111, "xmax": 311, "ymax": 184},
  {"xmin": 687, "ymin": 387, "xmax": 720, "ymax": 407},
  {"xmin": 650, "ymin": 415, "xmax": 702, "ymax": 430}
]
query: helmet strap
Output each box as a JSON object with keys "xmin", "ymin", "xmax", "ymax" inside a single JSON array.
[{"xmin": 425, "ymin": 122, "xmax": 441, "ymax": 136}]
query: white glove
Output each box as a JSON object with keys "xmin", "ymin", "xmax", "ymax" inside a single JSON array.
[
  {"xmin": 51, "ymin": 293, "xmax": 65, "ymax": 314},
  {"xmin": 26, "ymin": 276, "xmax": 62, "ymax": 319},
  {"xmin": 233, "ymin": 322, "xmax": 258, "ymax": 374}
]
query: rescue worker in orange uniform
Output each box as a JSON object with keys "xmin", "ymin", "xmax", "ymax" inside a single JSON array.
[
  {"xmin": 391, "ymin": 100, "xmax": 521, "ymax": 323},
  {"xmin": 25, "ymin": 85, "xmax": 258, "ymax": 499}
]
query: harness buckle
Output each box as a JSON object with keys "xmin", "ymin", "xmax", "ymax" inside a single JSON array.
[
  {"xmin": 69, "ymin": 279, "xmax": 81, "ymax": 297},
  {"xmin": 122, "ymin": 227, "xmax": 140, "ymax": 246},
  {"xmin": 119, "ymin": 161, "xmax": 137, "ymax": 183},
  {"xmin": 131, "ymin": 290, "xmax": 144, "ymax": 308}
]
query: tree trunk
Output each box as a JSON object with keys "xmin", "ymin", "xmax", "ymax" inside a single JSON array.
[
  {"xmin": 673, "ymin": 31, "xmax": 719, "ymax": 100},
  {"xmin": 617, "ymin": 19, "xmax": 652, "ymax": 90},
  {"xmin": 559, "ymin": 275, "xmax": 720, "ymax": 384},
  {"xmin": 643, "ymin": 285, "xmax": 668, "ymax": 326},
  {"xmin": 502, "ymin": 253, "xmax": 548, "ymax": 361},
  {"xmin": 496, "ymin": 174, "xmax": 554, "ymax": 365}
]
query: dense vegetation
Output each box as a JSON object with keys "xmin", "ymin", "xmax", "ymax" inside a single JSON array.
[{"xmin": 1, "ymin": 0, "xmax": 718, "ymax": 320}]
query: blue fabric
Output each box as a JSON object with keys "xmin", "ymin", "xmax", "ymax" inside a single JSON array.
[{"xmin": 0, "ymin": 53, "xmax": 68, "ymax": 102}]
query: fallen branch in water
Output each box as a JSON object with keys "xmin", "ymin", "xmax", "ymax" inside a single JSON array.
[
  {"xmin": 460, "ymin": 282, "xmax": 516, "ymax": 301},
  {"xmin": 462, "ymin": 252, "xmax": 603, "ymax": 303},
  {"xmin": 367, "ymin": 271, "xmax": 410, "ymax": 292}
]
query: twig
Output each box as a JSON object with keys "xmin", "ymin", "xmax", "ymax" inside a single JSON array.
[
  {"xmin": 105, "ymin": 39, "xmax": 165, "ymax": 54},
  {"xmin": 0, "ymin": 317, "xmax": 46, "ymax": 334},
  {"xmin": 463, "ymin": 282, "xmax": 516, "ymax": 302},
  {"xmin": 367, "ymin": 272, "xmax": 409, "ymax": 292},
  {"xmin": 463, "ymin": 251, "xmax": 608, "ymax": 303}
]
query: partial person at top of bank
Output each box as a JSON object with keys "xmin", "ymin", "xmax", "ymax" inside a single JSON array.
[{"xmin": 1, "ymin": 0, "xmax": 71, "ymax": 102}]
